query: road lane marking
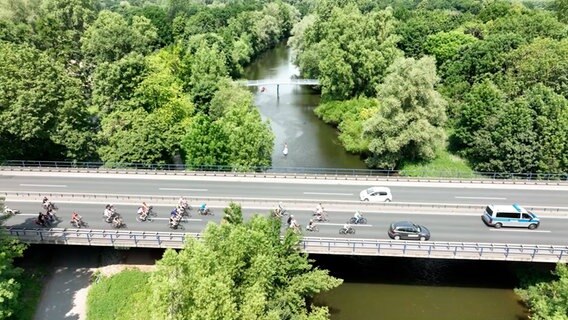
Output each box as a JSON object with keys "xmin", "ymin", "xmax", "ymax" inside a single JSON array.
[
  {"xmin": 315, "ymin": 222, "xmax": 373, "ymax": 227},
  {"xmin": 455, "ymin": 196, "xmax": 507, "ymax": 200},
  {"xmin": 489, "ymin": 229, "xmax": 551, "ymax": 233},
  {"xmin": 151, "ymin": 217, "xmax": 203, "ymax": 222},
  {"xmin": 159, "ymin": 188, "xmax": 208, "ymax": 192},
  {"xmin": 303, "ymin": 192, "xmax": 353, "ymax": 196},
  {"xmin": 20, "ymin": 184, "xmax": 67, "ymax": 188}
]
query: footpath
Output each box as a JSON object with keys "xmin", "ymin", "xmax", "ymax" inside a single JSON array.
[{"xmin": 32, "ymin": 246, "xmax": 159, "ymax": 320}]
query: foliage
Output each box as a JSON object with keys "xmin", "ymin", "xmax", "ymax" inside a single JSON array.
[
  {"xmin": 516, "ymin": 264, "xmax": 568, "ymax": 320},
  {"xmin": 0, "ymin": 42, "xmax": 96, "ymax": 161},
  {"xmin": 148, "ymin": 208, "xmax": 342, "ymax": 319},
  {"xmin": 86, "ymin": 269, "xmax": 152, "ymax": 320},
  {"xmin": 96, "ymin": 47, "xmax": 192, "ymax": 164},
  {"xmin": 363, "ymin": 56, "xmax": 447, "ymax": 169},
  {"xmin": 181, "ymin": 114, "xmax": 229, "ymax": 167},
  {"xmin": 291, "ymin": 4, "xmax": 402, "ymax": 99},
  {"xmin": 396, "ymin": 9, "xmax": 472, "ymax": 58},
  {"xmin": 508, "ymin": 37, "xmax": 568, "ymax": 98},
  {"xmin": 424, "ymin": 29, "xmax": 478, "ymax": 66},
  {"xmin": 314, "ymin": 98, "xmax": 378, "ymax": 153},
  {"xmin": 454, "ymin": 81, "xmax": 568, "ymax": 173},
  {"xmin": 0, "ymin": 199, "xmax": 26, "ymax": 320},
  {"xmin": 81, "ymin": 10, "xmax": 158, "ymax": 64}
]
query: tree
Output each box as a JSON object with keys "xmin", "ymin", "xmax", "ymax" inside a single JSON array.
[
  {"xmin": 363, "ymin": 56, "xmax": 447, "ymax": 169},
  {"xmin": 553, "ymin": 0, "xmax": 568, "ymax": 23},
  {"xmin": 181, "ymin": 114, "xmax": 229, "ymax": 167},
  {"xmin": 148, "ymin": 204, "xmax": 342, "ymax": 319},
  {"xmin": 33, "ymin": 0, "xmax": 97, "ymax": 63},
  {"xmin": 81, "ymin": 10, "xmax": 158, "ymax": 64},
  {"xmin": 424, "ymin": 29, "xmax": 478, "ymax": 67},
  {"xmin": 0, "ymin": 42, "xmax": 95, "ymax": 161},
  {"xmin": 293, "ymin": 5, "xmax": 402, "ymax": 99},
  {"xmin": 0, "ymin": 199, "xmax": 26, "ymax": 320},
  {"xmin": 516, "ymin": 264, "xmax": 568, "ymax": 320},
  {"xmin": 91, "ymin": 53, "xmax": 150, "ymax": 115},
  {"xmin": 98, "ymin": 49, "xmax": 194, "ymax": 164},
  {"xmin": 508, "ymin": 38, "xmax": 568, "ymax": 99}
]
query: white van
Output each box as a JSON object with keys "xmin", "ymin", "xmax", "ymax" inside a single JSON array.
[
  {"xmin": 481, "ymin": 204, "xmax": 540, "ymax": 229},
  {"xmin": 359, "ymin": 187, "xmax": 392, "ymax": 202}
]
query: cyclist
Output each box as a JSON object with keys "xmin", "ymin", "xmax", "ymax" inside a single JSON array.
[
  {"xmin": 306, "ymin": 219, "xmax": 316, "ymax": 232},
  {"xmin": 353, "ymin": 211, "xmax": 363, "ymax": 224}
]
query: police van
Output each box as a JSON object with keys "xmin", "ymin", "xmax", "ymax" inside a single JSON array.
[{"xmin": 482, "ymin": 204, "xmax": 540, "ymax": 229}]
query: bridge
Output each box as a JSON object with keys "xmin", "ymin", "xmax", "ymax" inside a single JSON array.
[
  {"xmin": 2, "ymin": 166, "xmax": 568, "ymax": 262},
  {"xmin": 238, "ymin": 78, "xmax": 320, "ymax": 97}
]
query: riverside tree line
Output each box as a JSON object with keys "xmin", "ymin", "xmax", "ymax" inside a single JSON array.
[{"xmin": 1, "ymin": 0, "xmax": 568, "ymax": 174}]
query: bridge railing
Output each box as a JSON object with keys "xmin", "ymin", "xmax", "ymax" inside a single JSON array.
[
  {"xmin": 6, "ymin": 228, "xmax": 568, "ymax": 263},
  {"xmin": 238, "ymin": 79, "xmax": 320, "ymax": 86},
  {"xmin": 2, "ymin": 160, "xmax": 568, "ymax": 184}
]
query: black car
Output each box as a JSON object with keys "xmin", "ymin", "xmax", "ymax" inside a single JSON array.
[{"xmin": 388, "ymin": 221, "xmax": 430, "ymax": 241}]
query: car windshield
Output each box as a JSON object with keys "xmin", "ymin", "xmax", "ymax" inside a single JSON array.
[
  {"xmin": 413, "ymin": 224, "xmax": 421, "ymax": 232},
  {"xmin": 366, "ymin": 188, "xmax": 374, "ymax": 194}
]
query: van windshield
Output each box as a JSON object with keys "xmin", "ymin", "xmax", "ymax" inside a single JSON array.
[{"xmin": 485, "ymin": 206, "xmax": 493, "ymax": 215}]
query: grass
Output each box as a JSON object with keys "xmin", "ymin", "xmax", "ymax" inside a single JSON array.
[
  {"xmin": 399, "ymin": 148, "xmax": 477, "ymax": 178},
  {"xmin": 86, "ymin": 269, "xmax": 152, "ymax": 320}
]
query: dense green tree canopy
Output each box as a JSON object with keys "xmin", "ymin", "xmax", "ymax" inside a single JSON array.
[
  {"xmin": 517, "ymin": 264, "xmax": 568, "ymax": 320},
  {"xmin": 0, "ymin": 199, "xmax": 25, "ymax": 320},
  {"xmin": 148, "ymin": 203, "xmax": 342, "ymax": 319},
  {"xmin": 363, "ymin": 56, "xmax": 447, "ymax": 169},
  {"xmin": 291, "ymin": 4, "xmax": 402, "ymax": 99},
  {"xmin": 0, "ymin": 42, "xmax": 95, "ymax": 160}
]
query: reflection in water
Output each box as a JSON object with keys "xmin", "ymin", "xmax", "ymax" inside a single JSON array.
[
  {"xmin": 244, "ymin": 42, "xmax": 366, "ymax": 169},
  {"xmin": 311, "ymin": 255, "xmax": 533, "ymax": 320}
]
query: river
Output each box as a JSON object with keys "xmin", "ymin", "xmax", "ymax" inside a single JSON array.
[
  {"xmin": 244, "ymin": 42, "xmax": 530, "ymax": 319},
  {"xmin": 244, "ymin": 42, "xmax": 366, "ymax": 169}
]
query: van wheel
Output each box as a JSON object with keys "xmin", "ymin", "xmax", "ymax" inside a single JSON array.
[
  {"xmin": 494, "ymin": 223, "xmax": 502, "ymax": 229},
  {"xmin": 528, "ymin": 224, "xmax": 537, "ymax": 230},
  {"xmin": 420, "ymin": 236, "xmax": 426, "ymax": 241},
  {"xmin": 394, "ymin": 235, "xmax": 400, "ymax": 240}
]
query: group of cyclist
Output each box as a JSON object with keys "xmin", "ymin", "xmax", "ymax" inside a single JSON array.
[
  {"xmin": 35, "ymin": 197, "xmax": 58, "ymax": 227},
  {"xmin": 277, "ymin": 202, "xmax": 365, "ymax": 234}
]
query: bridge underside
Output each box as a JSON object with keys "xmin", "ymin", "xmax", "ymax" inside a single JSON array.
[{"xmin": 7, "ymin": 228, "xmax": 567, "ymax": 263}]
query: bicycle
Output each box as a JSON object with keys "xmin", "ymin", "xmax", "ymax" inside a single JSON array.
[{"xmin": 339, "ymin": 226, "xmax": 355, "ymax": 234}]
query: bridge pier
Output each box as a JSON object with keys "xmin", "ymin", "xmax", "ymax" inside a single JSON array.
[{"xmin": 277, "ymin": 84, "xmax": 279, "ymax": 98}]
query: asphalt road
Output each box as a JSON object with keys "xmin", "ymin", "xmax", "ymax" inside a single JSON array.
[
  {"xmin": 4, "ymin": 200, "xmax": 568, "ymax": 246},
  {"xmin": 1, "ymin": 173, "xmax": 567, "ymax": 207}
]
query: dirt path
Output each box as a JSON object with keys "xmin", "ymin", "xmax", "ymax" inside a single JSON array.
[{"xmin": 33, "ymin": 247, "xmax": 161, "ymax": 320}]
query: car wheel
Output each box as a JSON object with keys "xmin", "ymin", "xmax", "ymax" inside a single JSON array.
[
  {"xmin": 394, "ymin": 235, "xmax": 400, "ymax": 240},
  {"xmin": 419, "ymin": 236, "xmax": 426, "ymax": 241},
  {"xmin": 494, "ymin": 222, "xmax": 502, "ymax": 229},
  {"xmin": 385, "ymin": 199, "xmax": 391, "ymax": 203},
  {"xmin": 364, "ymin": 198, "xmax": 369, "ymax": 201},
  {"xmin": 528, "ymin": 224, "xmax": 538, "ymax": 230}
]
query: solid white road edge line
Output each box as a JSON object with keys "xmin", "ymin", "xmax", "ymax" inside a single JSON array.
[
  {"xmin": 489, "ymin": 229, "xmax": 551, "ymax": 233},
  {"xmin": 20, "ymin": 184, "xmax": 67, "ymax": 188},
  {"xmin": 303, "ymin": 192, "xmax": 354, "ymax": 196},
  {"xmin": 159, "ymin": 188, "xmax": 208, "ymax": 192},
  {"xmin": 455, "ymin": 196, "xmax": 507, "ymax": 200}
]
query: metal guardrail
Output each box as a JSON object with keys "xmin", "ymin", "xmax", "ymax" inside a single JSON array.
[
  {"xmin": 2, "ymin": 160, "xmax": 567, "ymax": 184},
  {"xmin": 6, "ymin": 228, "xmax": 568, "ymax": 263},
  {"xmin": 4, "ymin": 191, "xmax": 568, "ymax": 214}
]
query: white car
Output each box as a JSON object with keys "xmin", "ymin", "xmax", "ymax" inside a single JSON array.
[{"xmin": 359, "ymin": 187, "xmax": 392, "ymax": 202}]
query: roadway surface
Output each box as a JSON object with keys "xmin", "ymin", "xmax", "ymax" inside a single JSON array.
[
  {"xmin": 2, "ymin": 171, "xmax": 567, "ymax": 247},
  {"xmin": 1, "ymin": 171, "xmax": 567, "ymax": 207},
  {"xmin": 4, "ymin": 200, "xmax": 568, "ymax": 246}
]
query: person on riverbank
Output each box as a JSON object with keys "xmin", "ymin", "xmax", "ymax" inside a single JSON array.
[{"xmin": 283, "ymin": 143, "xmax": 288, "ymax": 157}]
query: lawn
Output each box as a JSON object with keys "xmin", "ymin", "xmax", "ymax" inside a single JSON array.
[
  {"xmin": 87, "ymin": 269, "xmax": 152, "ymax": 320},
  {"xmin": 399, "ymin": 148, "xmax": 477, "ymax": 178}
]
